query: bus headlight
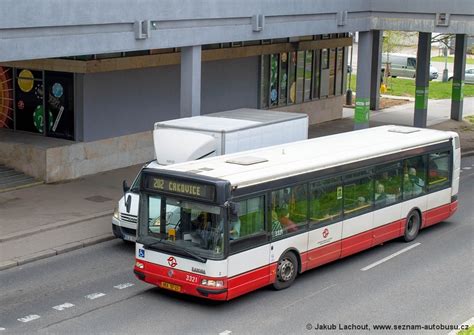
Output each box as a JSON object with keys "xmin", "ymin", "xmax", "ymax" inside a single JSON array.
[
  {"xmin": 201, "ymin": 279, "xmax": 224, "ymax": 288},
  {"xmin": 113, "ymin": 207, "xmax": 119, "ymax": 220}
]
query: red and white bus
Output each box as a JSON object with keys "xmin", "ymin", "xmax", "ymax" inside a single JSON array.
[{"xmin": 134, "ymin": 125, "xmax": 460, "ymax": 300}]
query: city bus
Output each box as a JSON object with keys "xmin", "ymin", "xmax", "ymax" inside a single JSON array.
[{"xmin": 133, "ymin": 125, "xmax": 460, "ymax": 301}]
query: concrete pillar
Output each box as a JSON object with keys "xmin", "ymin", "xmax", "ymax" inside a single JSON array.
[
  {"xmin": 370, "ymin": 30, "xmax": 383, "ymax": 111},
  {"xmin": 180, "ymin": 45, "xmax": 201, "ymax": 118},
  {"xmin": 354, "ymin": 31, "xmax": 373, "ymax": 130},
  {"xmin": 414, "ymin": 32, "xmax": 431, "ymax": 128},
  {"xmin": 451, "ymin": 34, "xmax": 467, "ymax": 121}
]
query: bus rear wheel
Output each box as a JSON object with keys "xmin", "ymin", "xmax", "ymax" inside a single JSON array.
[
  {"xmin": 404, "ymin": 210, "xmax": 421, "ymax": 242},
  {"xmin": 273, "ymin": 252, "xmax": 298, "ymax": 290}
]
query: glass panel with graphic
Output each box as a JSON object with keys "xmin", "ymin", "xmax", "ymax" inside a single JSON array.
[
  {"xmin": 279, "ymin": 53, "xmax": 288, "ymax": 105},
  {"xmin": 45, "ymin": 71, "xmax": 74, "ymax": 140},
  {"xmin": 0, "ymin": 67, "xmax": 14, "ymax": 129},
  {"xmin": 15, "ymin": 69, "xmax": 44, "ymax": 133},
  {"xmin": 270, "ymin": 54, "xmax": 279, "ymax": 107},
  {"xmin": 288, "ymin": 52, "xmax": 297, "ymax": 105}
]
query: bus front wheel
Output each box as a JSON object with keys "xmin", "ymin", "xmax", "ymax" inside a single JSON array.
[
  {"xmin": 404, "ymin": 210, "xmax": 421, "ymax": 242},
  {"xmin": 273, "ymin": 252, "xmax": 298, "ymax": 290}
]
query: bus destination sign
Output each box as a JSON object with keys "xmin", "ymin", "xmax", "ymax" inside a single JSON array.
[{"xmin": 145, "ymin": 176, "xmax": 216, "ymax": 201}]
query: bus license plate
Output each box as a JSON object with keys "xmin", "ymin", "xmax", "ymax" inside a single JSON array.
[{"xmin": 160, "ymin": 282, "xmax": 181, "ymax": 292}]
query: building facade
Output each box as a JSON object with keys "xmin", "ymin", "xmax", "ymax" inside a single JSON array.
[{"xmin": 0, "ymin": 0, "xmax": 472, "ymax": 183}]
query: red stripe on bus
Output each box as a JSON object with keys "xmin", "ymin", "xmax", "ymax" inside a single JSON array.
[
  {"xmin": 227, "ymin": 264, "xmax": 276, "ymax": 300},
  {"xmin": 424, "ymin": 203, "xmax": 453, "ymax": 227},
  {"xmin": 303, "ymin": 241, "xmax": 342, "ymax": 271},
  {"xmin": 341, "ymin": 230, "xmax": 373, "ymax": 258},
  {"xmin": 373, "ymin": 220, "xmax": 404, "ymax": 245}
]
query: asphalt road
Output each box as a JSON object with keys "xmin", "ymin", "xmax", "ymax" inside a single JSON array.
[{"xmin": 1, "ymin": 157, "xmax": 473, "ymax": 335}]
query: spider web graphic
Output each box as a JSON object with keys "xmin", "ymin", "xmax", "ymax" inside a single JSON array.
[{"xmin": 0, "ymin": 67, "xmax": 14, "ymax": 129}]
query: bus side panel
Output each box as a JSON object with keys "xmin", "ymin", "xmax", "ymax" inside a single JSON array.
[
  {"xmin": 341, "ymin": 212, "xmax": 373, "ymax": 258},
  {"xmin": 425, "ymin": 188, "xmax": 452, "ymax": 227},
  {"xmin": 270, "ymin": 233, "xmax": 308, "ymax": 270},
  {"xmin": 400, "ymin": 196, "xmax": 428, "ymax": 232},
  {"xmin": 305, "ymin": 222, "xmax": 342, "ymax": 271},
  {"xmin": 452, "ymin": 147, "xmax": 461, "ymax": 196},
  {"xmin": 372, "ymin": 204, "xmax": 403, "ymax": 245},
  {"xmin": 227, "ymin": 244, "xmax": 271, "ymax": 300}
]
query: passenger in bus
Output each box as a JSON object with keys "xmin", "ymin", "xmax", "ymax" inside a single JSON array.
[
  {"xmin": 404, "ymin": 167, "xmax": 424, "ymax": 196},
  {"xmin": 277, "ymin": 207, "xmax": 298, "ymax": 233},
  {"xmin": 375, "ymin": 183, "xmax": 387, "ymax": 206}
]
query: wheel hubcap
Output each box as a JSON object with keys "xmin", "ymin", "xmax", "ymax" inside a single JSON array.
[{"xmin": 278, "ymin": 258, "xmax": 294, "ymax": 282}]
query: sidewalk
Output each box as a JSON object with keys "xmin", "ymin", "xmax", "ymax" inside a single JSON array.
[{"xmin": 1, "ymin": 98, "xmax": 473, "ymax": 270}]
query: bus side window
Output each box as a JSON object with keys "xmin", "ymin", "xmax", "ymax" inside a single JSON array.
[
  {"xmin": 343, "ymin": 169, "xmax": 374, "ymax": 217},
  {"xmin": 235, "ymin": 196, "xmax": 265, "ymax": 239},
  {"xmin": 374, "ymin": 162, "xmax": 403, "ymax": 208},
  {"xmin": 428, "ymin": 151, "xmax": 450, "ymax": 191},
  {"xmin": 271, "ymin": 184, "xmax": 307, "ymax": 237},
  {"xmin": 403, "ymin": 155, "xmax": 427, "ymax": 200},
  {"xmin": 309, "ymin": 177, "xmax": 343, "ymax": 226}
]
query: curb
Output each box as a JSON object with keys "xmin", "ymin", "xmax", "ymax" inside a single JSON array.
[
  {"xmin": 0, "ymin": 233, "xmax": 116, "ymax": 271},
  {"xmin": 0, "ymin": 210, "xmax": 113, "ymax": 243},
  {"xmin": 0, "ymin": 181, "xmax": 44, "ymax": 194}
]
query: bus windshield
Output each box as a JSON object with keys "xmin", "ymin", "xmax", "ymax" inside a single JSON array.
[{"xmin": 142, "ymin": 194, "xmax": 224, "ymax": 259}]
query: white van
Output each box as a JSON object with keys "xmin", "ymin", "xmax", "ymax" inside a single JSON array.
[
  {"xmin": 382, "ymin": 53, "xmax": 438, "ymax": 80},
  {"xmin": 112, "ymin": 109, "xmax": 308, "ymax": 242}
]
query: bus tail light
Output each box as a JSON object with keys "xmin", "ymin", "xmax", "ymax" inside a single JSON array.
[
  {"xmin": 135, "ymin": 261, "xmax": 144, "ymax": 269},
  {"xmin": 201, "ymin": 279, "xmax": 225, "ymax": 288}
]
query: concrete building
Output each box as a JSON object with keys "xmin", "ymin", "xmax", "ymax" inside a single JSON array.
[{"xmin": 0, "ymin": 0, "xmax": 473, "ymax": 185}]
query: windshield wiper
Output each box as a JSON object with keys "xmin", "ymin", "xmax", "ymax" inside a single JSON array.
[{"xmin": 179, "ymin": 247, "xmax": 206, "ymax": 263}]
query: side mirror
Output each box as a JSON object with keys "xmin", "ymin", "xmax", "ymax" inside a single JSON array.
[{"xmin": 122, "ymin": 180, "xmax": 130, "ymax": 194}]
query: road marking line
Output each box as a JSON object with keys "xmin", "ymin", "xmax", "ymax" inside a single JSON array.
[
  {"xmin": 85, "ymin": 293, "xmax": 106, "ymax": 300},
  {"xmin": 219, "ymin": 331, "xmax": 232, "ymax": 335},
  {"xmin": 284, "ymin": 284, "xmax": 336, "ymax": 309},
  {"xmin": 17, "ymin": 315, "xmax": 40, "ymax": 323},
  {"xmin": 462, "ymin": 167, "xmax": 472, "ymax": 170},
  {"xmin": 52, "ymin": 302, "xmax": 75, "ymax": 311},
  {"xmin": 361, "ymin": 243, "xmax": 421, "ymax": 271},
  {"xmin": 0, "ymin": 327, "xmax": 5, "ymax": 331},
  {"xmin": 114, "ymin": 283, "xmax": 135, "ymax": 290}
]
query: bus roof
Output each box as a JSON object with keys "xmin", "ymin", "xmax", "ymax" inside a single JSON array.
[{"xmin": 153, "ymin": 126, "xmax": 456, "ymax": 189}]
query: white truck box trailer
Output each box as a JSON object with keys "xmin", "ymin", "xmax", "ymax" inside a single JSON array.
[{"xmin": 112, "ymin": 108, "xmax": 308, "ymax": 241}]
